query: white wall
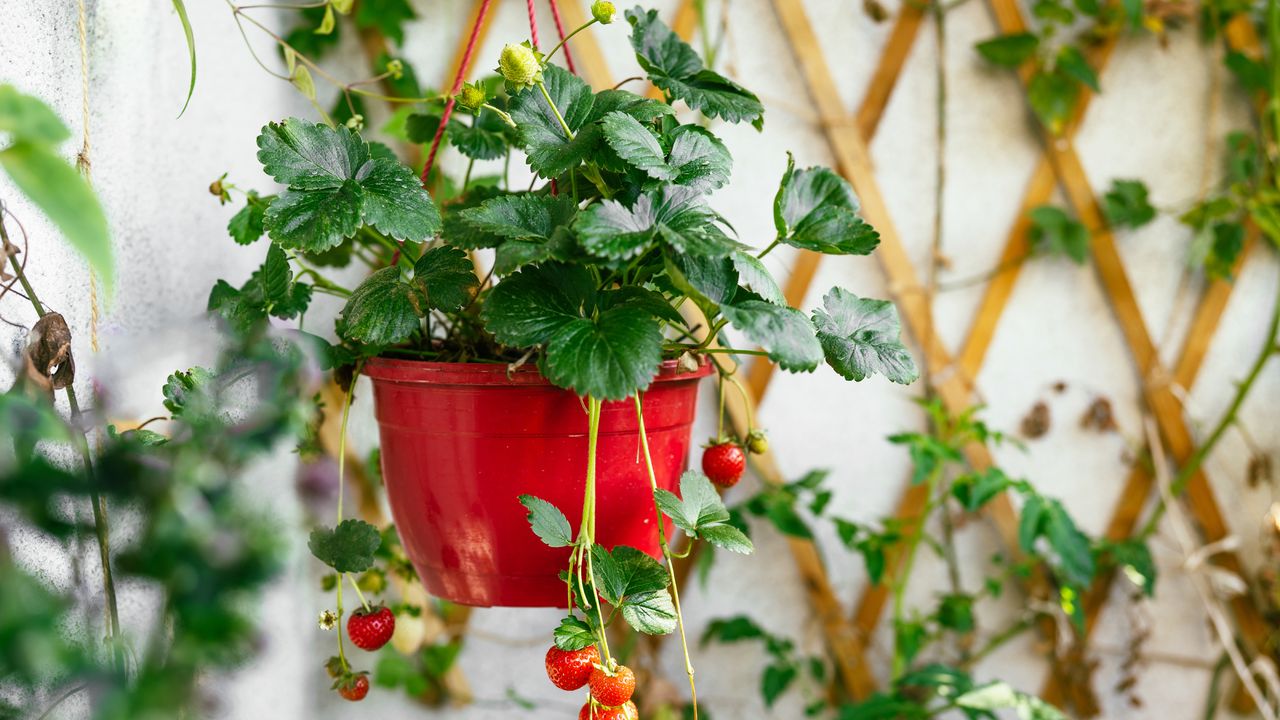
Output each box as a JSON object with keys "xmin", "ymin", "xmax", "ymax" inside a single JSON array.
[{"xmin": 1, "ymin": 1, "xmax": 1277, "ymax": 718}]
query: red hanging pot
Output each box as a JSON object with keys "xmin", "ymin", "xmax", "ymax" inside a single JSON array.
[{"xmin": 363, "ymin": 357, "xmax": 713, "ymax": 608}]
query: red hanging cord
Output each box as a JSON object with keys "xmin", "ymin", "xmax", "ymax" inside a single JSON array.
[
  {"xmin": 547, "ymin": 0, "xmax": 577, "ymax": 75},
  {"xmin": 420, "ymin": 0, "xmax": 493, "ymax": 185},
  {"xmin": 526, "ymin": 0, "xmax": 541, "ymax": 50}
]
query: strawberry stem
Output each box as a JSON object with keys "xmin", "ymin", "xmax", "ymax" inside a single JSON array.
[
  {"xmin": 635, "ymin": 393, "xmax": 698, "ymax": 719},
  {"xmin": 333, "ymin": 367, "xmax": 360, "ymax": 672},
  {"xmin": 581, "ymin": 397, "xmax": 613, "ymax": 665},
  {"xmin": 347, "ymin": 573, "xmax": 372, "ymax": 613}
]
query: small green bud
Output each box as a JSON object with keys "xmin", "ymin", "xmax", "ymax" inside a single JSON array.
[
  {"xmin": 344, "ymin": 113, "xmax": 364, "ymax": 131},
  {"xmin": 591, "ymin": 0, "xmax": 616, "ymax": 24},
  {"xmin": 385, "ymin": 58, "xmax": 404, "ymax": 80},
  {"xmin": 456, "ymin": 81, "xmax": 487, "ymax": 112},
  {"xmin": 498, "ymin": 42, "xmax": 542, "ymax": 90}
]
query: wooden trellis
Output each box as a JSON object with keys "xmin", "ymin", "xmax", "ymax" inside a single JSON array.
[{"xmin": 331, "ymin": 0, "xmax": 1274, "ymax": 710}]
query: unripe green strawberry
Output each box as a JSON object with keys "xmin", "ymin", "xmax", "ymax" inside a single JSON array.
[
  {"xmin": 591, "ymin": 1, "xmax": 616, "ymax": 23},
  {"xmin": 498, "ymin": 42, "xmax": 542, "ymax": 90}
]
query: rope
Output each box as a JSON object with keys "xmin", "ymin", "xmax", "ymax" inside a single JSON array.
[
  {"xmin": 76, "ymin": 0, "xmax": 100, "ymax": 354},
  {"xmin": 421, "ymin": 0, "xmax": 493, "ymax": 184},
  {"xmin": 547, "ymin": 0, "xmax": 577, "ymax": 74},
  {"xmin": 526, "ymin": 0, "xmax": 541, "ymax": 50}
]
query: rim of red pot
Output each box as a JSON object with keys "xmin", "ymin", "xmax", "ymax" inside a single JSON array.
[{"xmin": 362, "ymin": 354, "xmax": 714, "ymax": 387}]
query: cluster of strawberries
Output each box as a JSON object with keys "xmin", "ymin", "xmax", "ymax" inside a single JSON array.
[
  {"xmin": 333, "ymin": 606, "xmax": 397, "ymax": 701},
  {"xmin": 546, "ymin": 645, "xmax": 639, "ymax": 719}
]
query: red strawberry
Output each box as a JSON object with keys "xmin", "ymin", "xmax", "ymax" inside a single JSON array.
[
  {"xmin": 579, "ymin": 700, "xmax": 639, "ymax": 719},
  {"xmin": 702, "ymin": 442, "xmax": 746, "ymax": 487},
  {"xmin": 347, "ymin": 606, "xmax": 395, "ymax": 651},
  {"xmin": 589, "ymin": 664, "xmax": 636, "ymax": 707},
  {"xmin": 545, "ymin": 644, "xmax": 600, "ymax": 691},
  {"xmin": 337, "ymin": 673, "xmax": 369, "ymax": 701}
]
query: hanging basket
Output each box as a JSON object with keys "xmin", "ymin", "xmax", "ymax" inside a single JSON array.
[{"xmin": 364, "ymin": 357, "xmax": 713, "ymax": 608}]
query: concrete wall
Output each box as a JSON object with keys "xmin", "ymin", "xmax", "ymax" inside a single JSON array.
[{"xmin": 1, "ymin": 1, "xmax": 1276, "ymax": 718}]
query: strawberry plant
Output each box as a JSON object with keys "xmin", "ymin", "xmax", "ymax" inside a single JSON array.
[{"xmin": 208, "ymin": 3, "xmax": 920, "ymax": 708}]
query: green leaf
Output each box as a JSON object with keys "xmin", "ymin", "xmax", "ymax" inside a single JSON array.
[
  {"xmin": 951, "ymin": 467, "xmax": 1012, "ymax": 511},
  {"xmin": 700, "ymin": 615, "xmax": 765, "ymax": 645},
  {"xmin": 1102, "ymin": 179, "xmax": 1156, "ymax": 229},
  {"xmin": 762, "ymin": 663, "xmax": 798, "ymax": 707},
  {"xmin": 452, "ymin": 109, "xmax": 512, "ymax": 161},
  {"xmin": 956, "ymin": 681, "xmax": 1068, "ymax": 720},
  {"xmin": 626, "ymin": 7, "xmax": 764, "ymax": 127},
  {"xmin": 459, "ymin": 194, "xmax": 577, "ymax": 241},
  {"xmin": 258, "ymin": 118, "xmax": 368, "ymax": 190},
  {"xmin": 1225, "ymin": 50, "xmax": 1268, "ymax": 93},
  {"xmin": 577, "ymin": 187, "xmax": 737, "ymax": 261},
  {"xmin": 698, "ymin": 524, "xmax": 754, "ymax": 554},
  {"xmin": 553, "ymin": 616, "xmax": 597, "ymax": 650},
  {"xmin": 753, "ymin": 495, "xmax": 813, "ymax": 539},
  {"xmin": 975, "ymin": 33, "xmax": 1039, "ymax": 67},
  {"xmin": 658, "ymin": 472, "xmax": 754, "ymax": 553},
  {"xmin": 666, "ymin": 253, "xmax": 737, "ymax": 311},
  {"xmin": 590, "ymin": 545, "xmax": 669, "ymax": 606},
  {"xmin": 0, "ymin": 393, "xmax": 72, "ymax": 454},
  {"xmin": 258, "ymin": 118, "xmax": 438, "ymax": 250},
  {"xmin": 598, "ymin": 286, "xmax": 685, "ymax": 325},
  {"xmin": 518, "ymin": 495, "xmax": 574, "ymax": 548},
  {"xmin": 1027, "ymin": 69, "xmax": 1079, "ymax": 134},
  {"xmin": 541, "ymin": 306, "xmax": 664, "ymax": 400},
  {"xmin": 601, "ymin": 111, "xmax": 672, "ymax": 180},
  {"xmin": 811, "ymin": 288, "xmax": 918, "ymax": 384},
  {"xmin": 414, "ymin": 246, "xmax": 478, "ymax": 311},
  {"xmin": 308, "ymin": 519, "xmax": 382, "ymax": 573},
  {"xmin": 1034, "ymin": 0, "xmax": 1076, "ymax": 24},
  {"xmin": 1018, "ymin": 494, "xmax": 1046, "ymax": 555},
  {"xmin": 0, "ymin": 85, "xmax": 70, "ymax": 144},
  {"xmin": 170, "ymin": 0, "xmax": 197, "ymax": 117},
  {"xmin": 1028, "ymin": 205, "xmax": 1089, "ymax": 263},
  {"xmin": 264, "ymin": 180, "xmax": 364, "ymax": 252},
  {"xmin": 1110, "ymin": 538, "xmax": 1157, "ymax": 597},
  {"xmin": 508, "ymin": 64, "xmax": 596, "ymax": 178},
  {"xmin": 1204, "ymin": 221, "xmax": 1244, "ymax": 279},
  {"xmin": 1120, "ymin": 0, "xmax": 1143, "ymax": 27},
  {"xmin": 354, "ymin": 0, "xmax": 416, "ymax": 45},
  {"xmin": 774, "ymin": 155, "xmax": 879, "ymax": 255},
  {"xmin": 261, "ymin": 244, "xmax": 293, "ymax": 305},
  {"xmin": 0, "ymin": 142, "xmax": 114, "ymax": 295},
  {"xmin": 1042, "ymin": 499, "xmax": 1095, "ymax": 586},
  {"xmin": 722, "ymin": 300, "xmax": 823, "ymax": 373},
  {"xmin": 340, "ymin": 267, "xmax": 425, "ymax": 346},
  {"xmin": 621, "ymin": 589, "xmax": 678, "ymax": 635},
  {"xmin": 357, "ymin": 158, "xmax": 441, "ymax": 241},
  {"xmin": 1056, "ymin": 45, "xmax": 1099, "ymax": 92},
  {"xmin": 730, "ymin": 251, "xmax": 785, "ymax": 305},
  {"xmin": 228, "ymin": 192, "xmax": 270, "ymax": 245},
  {"xmin": 936, "ymin": 593, "xmax": 975, "ymax": 633},
  {"xmin": 666, "ymin": 124, "xmax": 732, "ymax": 192},
  {"xmin": 655, "ymin": 470, "xmax": 729, "ymax": 532},
  {"xmin": 482, "ymin": 263, "xmax": 596, "ymax": 346}
]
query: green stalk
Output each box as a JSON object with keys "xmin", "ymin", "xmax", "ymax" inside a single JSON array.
[
  {"xmin": 1, "ymin": 216, "xmax": 123, "ymax": 673},
  {"xmin": 537, "ymin": 79, "xmax": 575, "ymax": 140},
  {"xmin": 1137, "ymin": 277, "xmax": 1280, "ymax": 540},
  {"xmin": 542, "ymin": 18, "xmax": 598, "ymax": 65},
  {"xmin": 890, "ymin": 464, "xmax": 944, "ymax": 680},
  {"xmin": 333, "ymin": 370, "xmax": 359, "ymax": 671},
  {"xmin": 635, "ymin": 395, "xmax": 698, "ymax": 719},
  {"xmin": 580, "ymin": 397, "xmax": 614, "ymax": 665}
]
